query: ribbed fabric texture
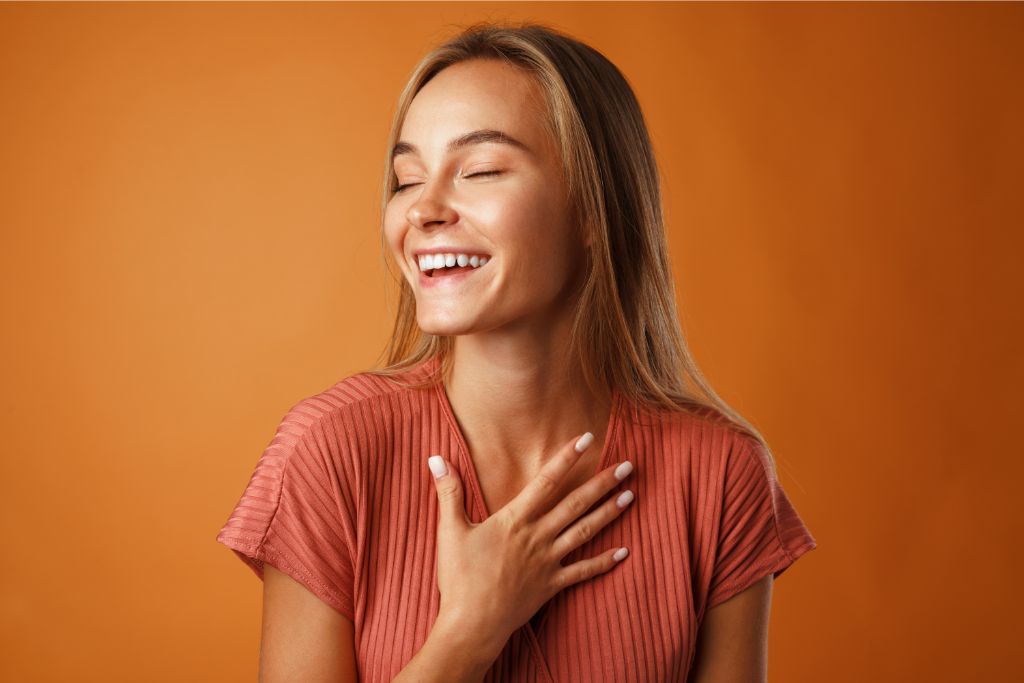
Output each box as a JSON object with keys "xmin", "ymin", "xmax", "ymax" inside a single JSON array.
[{"xmin": 216, "ymin": 356, "xmax": 817, "ymax": 682}]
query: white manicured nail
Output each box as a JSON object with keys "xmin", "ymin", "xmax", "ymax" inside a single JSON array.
[
  {"xmin": 428, "ymin": 455, "xmax": 448, "ymax": 479},
  {"xmin": 614, "ymin": 461, "xmax": 633, "ymax": 480},
  {"xmin": 616, "ymin": 490, "xmax": 634, "ymax": 508},
  {"xmin": 574, "ymin": 432, "xmax": 594, "ymax": 453},
  {"xmin": 613, "ymin": 547, "xmax": 629, "ymax": 562}
]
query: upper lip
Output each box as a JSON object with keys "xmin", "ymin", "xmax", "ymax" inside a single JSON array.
[{"xmin": 412, "ymin": 246, "xmax": 491, "ymax": 257}]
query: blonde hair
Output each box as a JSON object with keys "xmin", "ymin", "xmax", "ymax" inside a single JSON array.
[{"xmin": 365, "ymin": 20, "xmax": 778, "ymax": 471}]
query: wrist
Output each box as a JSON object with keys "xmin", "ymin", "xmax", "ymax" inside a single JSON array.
[{"xmin": 431, "ymin": 608, "xmax": 509, "ymax": 670}]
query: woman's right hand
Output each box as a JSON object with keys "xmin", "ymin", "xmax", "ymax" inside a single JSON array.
[{"xmin": 426, "ymin": 432, "xmax": 635, "ymax": 656}]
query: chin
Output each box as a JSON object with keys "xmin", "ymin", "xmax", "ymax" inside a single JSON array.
[{"xmin": 416, "ymin": 312, "xmax": 478, "ymax": 337}]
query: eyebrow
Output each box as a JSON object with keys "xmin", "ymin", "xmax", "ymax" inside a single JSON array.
[{"xmin": 391, "ymin": 128, "xmax": 530, "ymax": 161}]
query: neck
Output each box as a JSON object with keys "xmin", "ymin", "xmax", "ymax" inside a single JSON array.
[{"xmin": 441, "ymin": 339, "xmax": 613, "ymax": 476}]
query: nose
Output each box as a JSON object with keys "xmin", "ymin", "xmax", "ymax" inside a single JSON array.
[{"xmin": 405, "ymin": 181, "xmax": 459, "ymax": 233}]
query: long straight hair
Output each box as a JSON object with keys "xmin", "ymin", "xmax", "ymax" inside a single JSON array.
[{"xmin": 364, "ymin": 21, "xmax": 779, "ymax": 471}]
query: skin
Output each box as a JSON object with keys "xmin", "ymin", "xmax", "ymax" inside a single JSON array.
[
  {"xmin": 260, "ymin": 564, "xmax": 356, "ymax": 682},
  {"xmin": 258, "ymin": 566, "xmax": 774, "ymax": 682},
  {"xmin": 690, "ymin": 575, "xmax": 773, "ymax": 682},
  {"xmin": 383, "ymin": 57, "xmax": 614, "ymax": 500},
  {"xmin": 259, "ymin": 56, "xmax": 775, "ymax": 682}
]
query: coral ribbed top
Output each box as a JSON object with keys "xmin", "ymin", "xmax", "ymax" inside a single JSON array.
[{"xmin": 216, "ymin": 356, "xmax": 817, "ymax": 682}]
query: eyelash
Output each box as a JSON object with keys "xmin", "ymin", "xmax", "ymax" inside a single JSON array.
[{"xmin": 392, "ymin": 170, "xmax": 502, "ymax": 193}]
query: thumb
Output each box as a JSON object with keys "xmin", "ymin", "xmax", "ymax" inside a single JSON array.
[{"xmin": 427, "ymin": 455, "xmax": 468, "ymax": 529}]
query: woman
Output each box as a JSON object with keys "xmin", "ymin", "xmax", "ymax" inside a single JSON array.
[{"xmin": 216, "ymin": 21, "xmax": 817, "ymax": 683}]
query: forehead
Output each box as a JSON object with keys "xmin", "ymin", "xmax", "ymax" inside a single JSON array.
[{"xmin": 396, "ymin": 59, "xmax": 550, "ymax": 160}]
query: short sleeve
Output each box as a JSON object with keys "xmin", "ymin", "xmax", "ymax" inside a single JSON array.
[
  {"xmin": 215, "ymin": 400, "xmax": 357, "ymax": 621},
  {"xmin": 705, "ymin": 434, "xmax": 817, "ymax": 610}
]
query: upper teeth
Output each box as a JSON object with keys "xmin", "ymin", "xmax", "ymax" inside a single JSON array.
[{"xmin": 418, "ymin": 253, "xmax": 490, "ymax": 272}]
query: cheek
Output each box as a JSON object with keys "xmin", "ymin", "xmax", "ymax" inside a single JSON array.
[
  {"xmin": 492, "ymin": 189, "xmax": 575, "ymax": 268},
  {"xmin": 497, "ymin": 224, "xmax": 577, "ymax": 292},
  {"xmin": 482, "ymin": 180, "xmax": 564, "ymax": 240},
  {"xmin": 382, "ymin": 211, "xmax": 408, "ymax": 261}
]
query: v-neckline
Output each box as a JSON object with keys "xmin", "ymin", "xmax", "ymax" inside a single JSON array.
[
  {"xmin": 432, "ymin": 370, "xmax": 622, "ymax": 523},
  {"xmin": 430, "ymin": 362, "xmax": 622, "ymax": 683}
]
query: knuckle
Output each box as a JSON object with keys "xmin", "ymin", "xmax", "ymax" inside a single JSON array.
[
  {"xmin": 496, "ymin": 508, "xmax": 522, "ymax": 535},
  {"xmin": 534, "ymin": 472, "xmax": 559, "ymax": 495},
  {"xmin": 436, "ymin": 484, "xmax": 458, "ymax": 501},
  {"xmin": 564, "ymin": 492, "xmax": 587, "ymax": 518},
  {"xmin": 575, "ymin": 520, "xmax": 594, "ymax": 543}
]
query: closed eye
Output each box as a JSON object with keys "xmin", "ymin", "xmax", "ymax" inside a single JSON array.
[
  {"xmin": 466, "ymin": 170, "xmax": 502, "ymax": 180},
  {"xmin": 392, "ymin": 170, "xmax": 503, "ymax": 193}
]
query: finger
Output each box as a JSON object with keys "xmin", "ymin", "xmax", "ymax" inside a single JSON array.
[
  {"xmin": 428, "ymin": 455, "xmax": 469, "ymax": 531},
  {"xmin": 540, "ymin": 459, "xmax": 634, "ymax": 542},
  {"xmin": 549, "ymin": 482, "xmax": 634, "ymax": 560},
  {"xmin": 505, "ymin": 431, "xmax": 595, "ymax": 521},
  {"xmin": 551, "ymin": 546, "xmax": 629, "ymax": 593}
]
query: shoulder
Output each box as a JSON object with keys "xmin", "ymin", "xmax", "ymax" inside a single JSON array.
[
  {"xmin": 276, "ymin": 364, "xmax": 432, "ymax": 449},
  {"xmin": 614, "ymin": 397, "xmax": 768, "ymax": 502},
  {"xmin": 672, "ymin": 406, "xmax": 770, "ymax": 486},
  {"xmin": 291, "ymin": 368, "xmax": 418, "ymax": 418},
  {"xmin": 628, "ymin": 398, "xmax": 757, "ymax": 461}
]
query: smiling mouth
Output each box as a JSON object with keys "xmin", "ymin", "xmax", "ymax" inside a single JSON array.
[
  {"xmin": 418, "ymin": 254, "xmax": 491, "ymax": 279},
  {"xmin": 425, "ymin": 264, "xmax": 476, "ymax": 278}
]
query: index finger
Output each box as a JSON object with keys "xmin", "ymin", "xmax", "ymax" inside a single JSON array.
[{"xmin": 505, "ymin": 431, "xmax": 594, "ymax": 521}]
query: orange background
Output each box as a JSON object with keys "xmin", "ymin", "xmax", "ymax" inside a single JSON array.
[{"xmin": 1, "ymin": 2, "xmax": 1020, "ymax": 681}]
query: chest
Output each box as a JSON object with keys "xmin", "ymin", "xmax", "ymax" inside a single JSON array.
[
  {"xmin": 471, "ymin": 443, "xmax": 609, "ymax": 519},
  {"xmin": 356, "ymin": 463, "xmax": 702, "ymax": 683}
]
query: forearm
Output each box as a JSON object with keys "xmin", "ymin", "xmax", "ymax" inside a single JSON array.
[{"xmin": 392, "ymin": 612, "xmax": 506, "ymax": 683}]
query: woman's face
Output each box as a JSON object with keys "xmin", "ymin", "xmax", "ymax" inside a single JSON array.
[{"xmin": 384, "ymin": 58, "xmax": 585, "ymax": 338}]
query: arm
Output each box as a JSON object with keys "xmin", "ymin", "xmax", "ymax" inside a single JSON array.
[
  {"xmin": 259, "ymin": 564, "xmax": 504, "ymax": 683},
  {"xmin": 391, "ymin": 610, "xmax": 506, "ymax": 683},
  {"xmin": 688, "ymin": 575, "xmax": 773, "ymax": 683},
  {"xmin": 259, "ymin": 564, "xmax": 358, "ymax": 682}
]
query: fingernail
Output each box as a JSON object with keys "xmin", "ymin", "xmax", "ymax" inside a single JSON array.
[
  {"xmin": 616, "ymin": 490, "xmax": 634, "ymax": 508},
  {"xmin": 614, "ymin": 460, "xmax": 633, "ymax": 480},
  {"xmin": 574, "ymin": 432, "xmax": 594, "ymax": 453},
  {"xmin": 613, "ymin": 547, "xmax": 629, "ymax": 562},
  {"xmin": 428, "ymin": 455, "xmax": 448, "ymax": 479}
]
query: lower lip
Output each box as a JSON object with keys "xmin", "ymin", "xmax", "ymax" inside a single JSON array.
[{"xmin": 417, "ymin": 259, "xmax": 490, "ymax": 288}]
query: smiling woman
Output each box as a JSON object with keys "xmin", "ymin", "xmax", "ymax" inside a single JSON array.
[{"xmin": 216, "ymin": 19, "xmax": 817, "ymax": 683}]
